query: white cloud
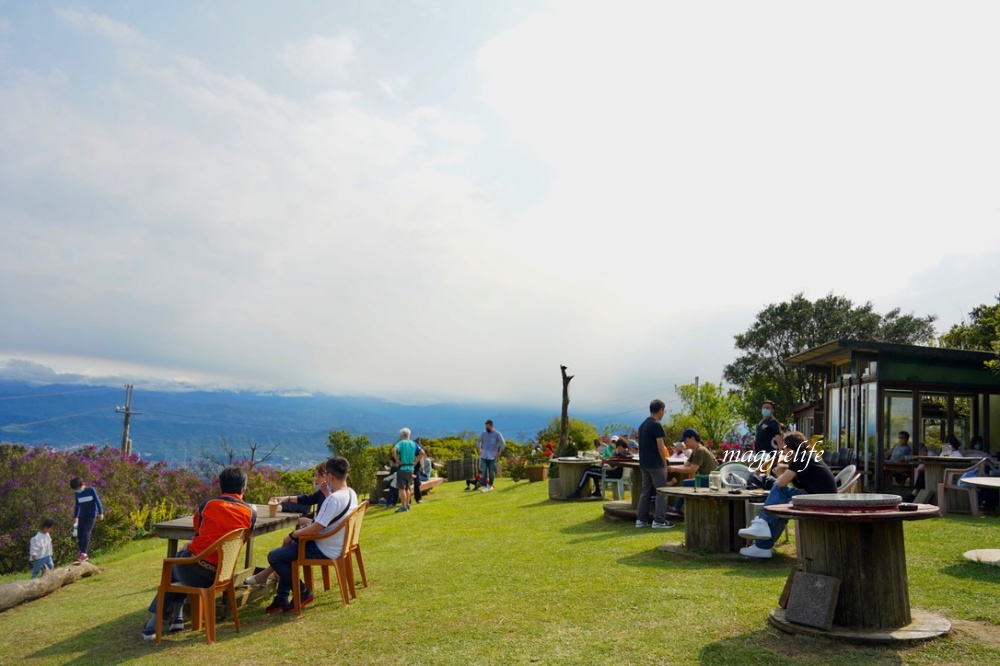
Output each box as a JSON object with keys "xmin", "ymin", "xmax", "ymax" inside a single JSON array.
[
  {"xmin": 2, "ymin": 3, "xmax": 999, "ymax": 413},
  {"xmin": 281, "ymin": 33, "xmax": 357, "ymax": 82}
]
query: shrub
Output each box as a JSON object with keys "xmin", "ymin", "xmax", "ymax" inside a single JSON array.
[{"xmin": 0, "ymin": 444, "xmax": 209, "ymax": 575}]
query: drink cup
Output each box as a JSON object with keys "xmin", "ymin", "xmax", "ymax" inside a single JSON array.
[{"xmin": 268, "ymin": 500, "xmax": 279, "ymax": 518}]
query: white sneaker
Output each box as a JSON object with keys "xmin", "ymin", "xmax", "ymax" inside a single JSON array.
[
  {"xmin": 740, "ymin": 544, "xmax": 773, "ymax": 559},
  {"xmin": 651, "ymin": 521, "xmax": 675, "ymax": 529},
  {"xmin": 738, "ymin": 516, "xmax": 772, "ymax": 540},
  {"xmin": 635, "ymin": 520, "xmax": 651, "ymax": 528},
  {"xmin": 480, "ymin": 486, "xmax": 489, "ymax": 492}
]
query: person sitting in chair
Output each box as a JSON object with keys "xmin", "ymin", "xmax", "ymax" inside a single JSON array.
[
  {"xmin": 884, "ymin": 431, "xmax": 912, "ymax": 486},
  {"xmin": 665, "ymin": 428, "xmax": 719, "ymax": 519},
  {"xmin": 141, "ymin": 466, "xmax": 257, "ymax": 640},
  {"xmin": 569, "ymin": 439, "xmax": 632, "ymax": 498},
  {"xmin": 739, "ymin": 431, "xmax": 836, "ymax": 559}
]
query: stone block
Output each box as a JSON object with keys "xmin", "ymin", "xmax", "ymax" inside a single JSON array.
[{"xmin": 785, "ymin": 571, "xmax": 840, "ymax": 631}]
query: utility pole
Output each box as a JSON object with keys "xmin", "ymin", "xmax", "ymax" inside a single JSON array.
[
  {"xmin": 116, "ymin": 385, "xmax": 140, "ymax": 456},
  {"xmin": 694, "ymin": 376, "xmax": 699, "ymax": 415}
]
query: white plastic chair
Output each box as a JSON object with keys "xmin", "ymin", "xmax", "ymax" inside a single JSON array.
[
  {"xmin": 600, "ymin": 465, "xmax": 626, "ymax": 500},
  {"xmin": 834, "ymin": 464, "xmax": 857, "ymax": 491}
]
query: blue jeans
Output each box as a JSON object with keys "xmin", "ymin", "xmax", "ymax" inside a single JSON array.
[
  {"xmin": 267, "ymin": 540, "xmax": 326, "ymax": 599},
  {"xmin": 31, "ymin": 556, "xmax": 53, "ymax": 578},
  {"xmin": 480, "ymin": 458, "xmax": 498, "ymax": 487},
  {"xmin": 755, "ymin": 485, "xmax": 806, "ymax": 549}
]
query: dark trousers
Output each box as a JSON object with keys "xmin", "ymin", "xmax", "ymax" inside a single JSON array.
[
  {"xmin": 268, "ymin": 540, "xmax": 325, "ymax": 598},
  {"xmin": 147, "ymin": 548, "xmax": 216, "ymax": 616},
  {"xmin": 77, "ymin": 513, "xmax": 96, "ymax": 554}
]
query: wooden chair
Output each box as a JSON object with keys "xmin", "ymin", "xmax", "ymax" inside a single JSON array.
[
  {"xmin": 938, "ymin": 458, "xmax": 989, "ymax": 517},
  {"xmin": 290, "ymin": 502, "xmax": 365, "ymax": 614},
  {"xmin": 345, "ymin": 500, "xmax": 370, "ymax": 598},
  {"xmin": 154, "ymin": 528, "xmax": 251, "ymax": 645}
]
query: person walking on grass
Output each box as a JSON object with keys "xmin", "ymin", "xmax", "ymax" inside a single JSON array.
[
  {"xmin": 636, "ymin": 399, "xmax": 675, "ymax": 530},
  {"xmin": 29, "ymin": 518, "xmax": 55, "ymax": 578},
  {"xmin": 476, "ymin": 419, "xmax": 506, "ymax": 492},
  {"xmin": 70, "ymin": 476, "xmax": 104, "ymax": 563}
]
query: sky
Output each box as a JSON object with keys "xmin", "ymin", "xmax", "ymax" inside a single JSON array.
[{"xmin": 1, "ymin": 1, "xmax": 998, "ymax": 419}]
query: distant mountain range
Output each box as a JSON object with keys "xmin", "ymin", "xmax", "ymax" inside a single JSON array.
[{"xmin": 0, "ymin": 381, "xmax": 597, "ymax": 469}]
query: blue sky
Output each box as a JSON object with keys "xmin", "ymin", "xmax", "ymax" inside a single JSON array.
[{"xmin": 1, "ymin": 1, "xmax": 998, "ymax": 417}]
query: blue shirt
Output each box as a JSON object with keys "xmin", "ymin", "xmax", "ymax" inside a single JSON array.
[
  {"xmin": 395, "ymin": 439, "xmax": 418, "ymax": 471},
  {"xmin": 74, "ymin": 487, "xmax": 104, "ymax": 519},
  {"xmin": 477, "ymin": 430, "xmax": 506, "ymax": 460}
]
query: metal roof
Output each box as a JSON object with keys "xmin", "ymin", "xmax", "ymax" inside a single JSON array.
[{"xmin": 785, "ymin": 339, "xmax": 996, "ymax": 367}]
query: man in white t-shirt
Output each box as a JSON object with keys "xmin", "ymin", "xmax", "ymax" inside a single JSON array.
[{"xmin": 264, "ymin": 456, "xmax": 359, "ymax": 614}]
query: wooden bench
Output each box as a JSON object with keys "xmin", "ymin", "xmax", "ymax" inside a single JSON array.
[
  {"xmin": 419, "ymin": 477, "xmax": 444, "ymax": 494},
  {"xmin": 372, "ymin": 475, "xmax": 444, "ymax": 504}
]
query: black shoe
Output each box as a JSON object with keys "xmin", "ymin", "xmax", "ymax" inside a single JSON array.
[
  {"xmin": 569, "ymin": 489, "xmax": 582, "ymax": 499},
  {"xmin": 286, "ymin": 590, "xmax": 314, "ymax": 611},
  {"xmin": 265, "ymin": 596, "xmax": 292, "ymax": 614}
]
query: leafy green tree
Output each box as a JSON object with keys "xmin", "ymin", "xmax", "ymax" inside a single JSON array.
[
  {"xmin": 666, "ymin": 381, "xmax": 741, "ymax": 444},
  {"xmin": 326, "ymin": 430, "xmax": 378, "ymax": 495},
  {"xmin": 723, "ymin": 293, "xmax": 937, "ymax": 426},
  {"xmin": 536, "ymin": 417, "xmax": 600, "ymax": 455},
  {"xmin": 939, "ymin": 295, "xmax": 1000, "ymax": 372}
]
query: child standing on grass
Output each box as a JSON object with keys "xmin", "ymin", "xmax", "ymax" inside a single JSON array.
[
  {"xmin": 29, "ymin": 518, "xmax": 55, "ymax": 578},
  {"xmin": 70, "ymin": 476, "xmax": 104, "ymax": 563}
]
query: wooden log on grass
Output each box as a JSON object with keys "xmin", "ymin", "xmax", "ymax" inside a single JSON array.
[{"xmin": 0, "ymin": 563, "xmax": 101, "ymax": 612}]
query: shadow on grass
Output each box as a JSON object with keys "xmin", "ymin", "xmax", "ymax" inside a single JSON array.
[
  {"xmin": 697, "ymin": 627, "xmax": 904, "ymax": 666},
  {"xmin": 939, "ymin": 560, "xmax": 1000, "ymax": 583},
  {"xmin": 27, "ymin": 608, "xmax": 273, "ymax": 664}
]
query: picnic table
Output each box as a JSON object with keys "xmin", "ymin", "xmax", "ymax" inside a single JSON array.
[
  {"xmin": 657, "ymin": 486, "xmax": 768, "ymax": 553},
  {"xmin": 153, "ymin": 507, "xmax": 302, "ymax": 580},
  {"xmin": 881, "ymin": 461, "xmax": 916, "ymax": 491},
  {"xmin": 764, "ymin": 494, "xmax": 949, "ymax": 642}
]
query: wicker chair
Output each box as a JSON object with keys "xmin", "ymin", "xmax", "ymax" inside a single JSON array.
[
  {"xmin": 345, "ymin": 500, "xmax": 370, "ymax": 597},
  {"xmin": 290, "ymin": 502, "xmax": 366, "ymax": 614},
  {"xmin": 154, "ymin": 528, "xmax": 251, "ymax": 645}
]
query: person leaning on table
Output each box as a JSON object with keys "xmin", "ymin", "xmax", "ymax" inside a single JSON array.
[
  {"xmin": 272, "ymin": 462, "xmax": 331, "ymax": 519},
  {"xmin": 665, "ymin": 427, "xmax": 719, "ymax": 519},
  {"xmin": 738, "ymin": 431, "xmax": 836, "ymax": 560}
]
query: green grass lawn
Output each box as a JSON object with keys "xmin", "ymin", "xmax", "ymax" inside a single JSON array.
[{"xmin": 2, "ymin": 479, "xmax": 1000, "ymax": 665}]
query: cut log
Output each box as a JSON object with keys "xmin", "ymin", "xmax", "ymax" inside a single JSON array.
[{"xmin": 0, "ymin": 563, "xmax": 101, "ymax": 612}]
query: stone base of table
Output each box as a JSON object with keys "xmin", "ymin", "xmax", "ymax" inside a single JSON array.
[
  {"xmin": 964, "ymin": 549, "xmax": 1000, "ymax": 566},
  {"xmin": 603, "ymin": 500, "xmax": 637, "ymax": 521},
  {"xmin": 768, "ymin": 607, "xmax": 951, "ymax": 644}
]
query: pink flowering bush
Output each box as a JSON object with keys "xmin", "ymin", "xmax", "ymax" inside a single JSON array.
[{"xmin": 0, "ymin": 443, "xmax": 210, "ymax": 575}]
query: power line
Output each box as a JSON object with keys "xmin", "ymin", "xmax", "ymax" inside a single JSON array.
[
  {"xmin": 0, "ymin": 387, "xmax": 117, "ymax": 401},
  {"xmin": 140, "ymin": 408, "xmax": 318, "ymax": 433},
  {"xmin": 0, "ymin": 407, "xmax": 112, "ymax": 430}
]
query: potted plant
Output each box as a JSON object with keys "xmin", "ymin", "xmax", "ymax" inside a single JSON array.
[{"xmin": 525, "ymin": 448, "xmax": 549, "ymax": 483}]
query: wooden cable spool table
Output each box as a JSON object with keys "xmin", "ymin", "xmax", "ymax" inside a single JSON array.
[
  {"xmin": 764, "ymin": 493, "xmax": 950, "ymax": 643},
  {"xmin": 957, "ymin": 477, "xmax": 1000, "ymax": 565},
  {"xmin": 657, "ymin": 486, "xmax": 768, "ymax": 553}
]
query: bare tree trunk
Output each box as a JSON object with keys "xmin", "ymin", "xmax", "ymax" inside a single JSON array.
[
  {"xmin": 558, "ymin": 365, "xmax": 574, "ymax": 457},
  {"xmin": 0, "ymin": 563, "xmax": 100, "ymax": 612}
]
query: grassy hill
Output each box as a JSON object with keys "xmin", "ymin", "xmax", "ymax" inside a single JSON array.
[{"xmin": 1, "ymin": 480, "xmax": 999, "ymax": 665}]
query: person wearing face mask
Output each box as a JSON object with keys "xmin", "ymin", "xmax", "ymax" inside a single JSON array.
[
  {"xmin": 270, "ymin": 462, "xmax": 332, "ymax": 519},
  {"xmin": 754, "ymin": 400, "xmax": 782, "ymax": 454}
]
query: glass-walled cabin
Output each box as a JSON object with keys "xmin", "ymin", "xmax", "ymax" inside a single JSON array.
[{"xmin": 786, "ymin": 340, "xmax": 1000, "ymax": 491}]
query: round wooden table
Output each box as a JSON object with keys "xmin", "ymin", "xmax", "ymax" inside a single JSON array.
[
  {"xmin": 764, "ymin": 495, "xmax": 949, "ymax": 642},
  {"xmin": 549, "ymin": 458, "xmax": 601, "ymax": 499},
  {"xmin": 957, "ymin": 477, "xmax": 1000, "ymax": 565},
  {"xmin": 657, "ymin": 486, "xmax": 768, "ymax": 553}
]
